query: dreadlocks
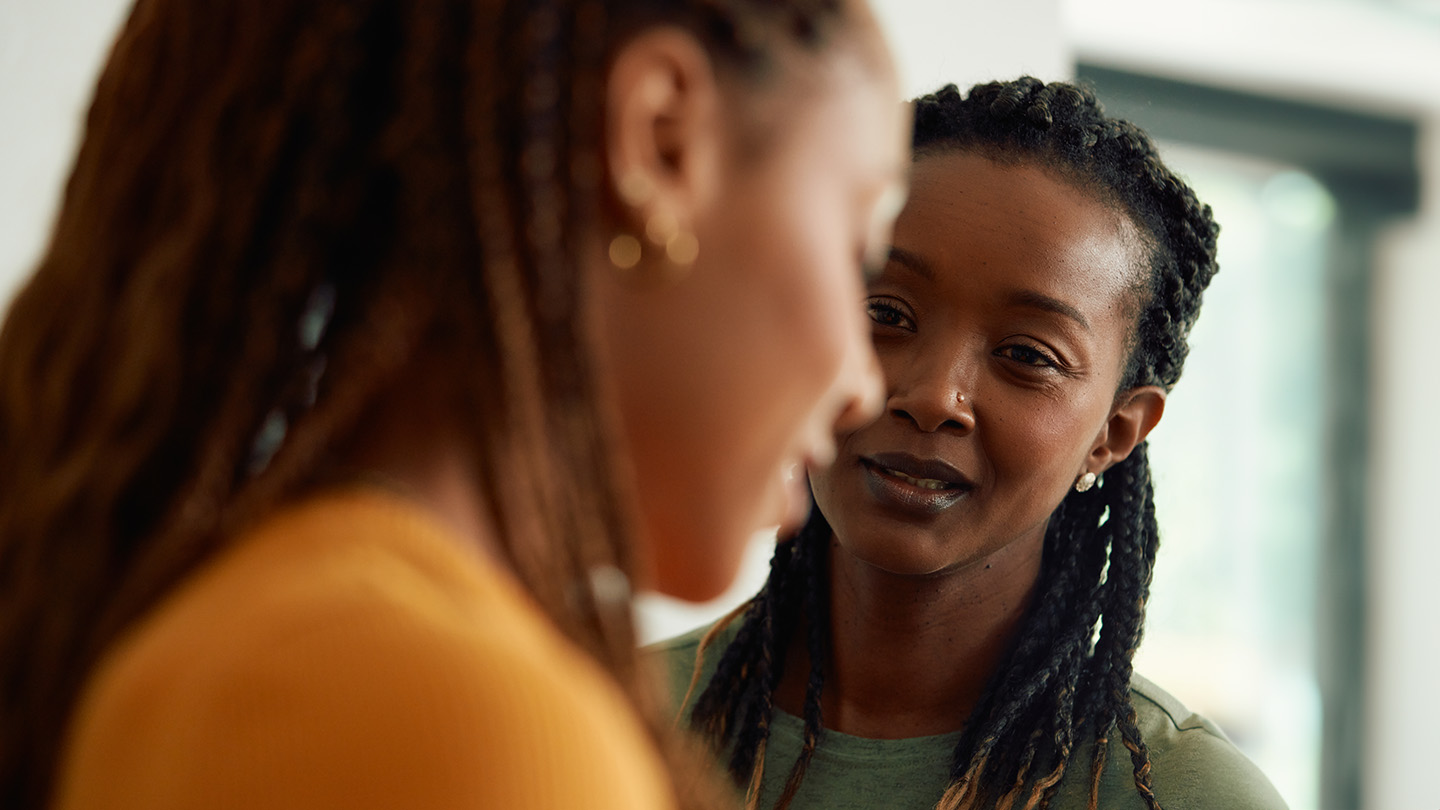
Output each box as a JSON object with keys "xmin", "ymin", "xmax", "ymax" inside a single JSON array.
[
  {"xmin": 688, "ymin": 77, "xmax": 1220, "ymax": 810},
  {"xmin": 0, "ymin": 1, "xmax": 850, "ymax": 808}
]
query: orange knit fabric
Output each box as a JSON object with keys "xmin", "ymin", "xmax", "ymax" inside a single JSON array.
[{"xmin": 51, "ymin": 489, "xmax": 676, "ymax": 810}]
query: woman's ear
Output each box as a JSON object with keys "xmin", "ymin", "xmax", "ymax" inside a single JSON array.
[
  {"xmin": 603, "ymin": 28, "xmax": 724, "ymax": 227},
  {"xmin": 1087, "ymin": 386, "xmax": 1166, "ymax": 472}
]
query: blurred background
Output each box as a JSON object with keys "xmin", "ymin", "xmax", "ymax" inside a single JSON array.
[{"xmin": 2, "ymin": 2, "xmax": 1436, "ymax": 809}]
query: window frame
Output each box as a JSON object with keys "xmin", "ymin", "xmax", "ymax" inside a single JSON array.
[{"xmin": 1077, "ymin": 62, "xmax": 1421, "ymax": 810}]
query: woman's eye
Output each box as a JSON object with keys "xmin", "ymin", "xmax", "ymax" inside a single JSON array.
[
  {"xmin": 998, "ymin": 344, "xmax": 1056, "ymax": 367},
  {"xmin": 866, "ymin": 299, "xmax": 913, "ymax": 330}
]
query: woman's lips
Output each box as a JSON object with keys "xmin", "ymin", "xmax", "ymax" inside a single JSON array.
[{"xmin": 860, "ymin": 452, "xmax": 972, "ymax": 514}]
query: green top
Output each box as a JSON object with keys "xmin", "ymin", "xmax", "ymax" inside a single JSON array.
[{"xmin": 652, "ymin": 621, "xmax": 1289, "ymax": 810}]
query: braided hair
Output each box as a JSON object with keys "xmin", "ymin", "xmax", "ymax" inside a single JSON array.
[
  {"xmin": 0, "ymin": 1, "xmax": 851, "ymax": 808},
  {"xmin": 689, "ymin": 77, "xmax": 1220, "ymax": 810}
]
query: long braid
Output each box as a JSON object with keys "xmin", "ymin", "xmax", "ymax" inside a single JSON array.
[
  {"xmin": 689, "ymin": 77, "xmax": 1219, "ymax": 810},
  {"xmin": 689, "ymin": 509, "xmax": 823, "ymax": 791},
  {"xmin": 692, "ymin": 595, "xmax": 770, "ymax": 743},
  {"xmin": 690, "ymin": 527, "xmax": 814, "ymax": 752},
  {"xmin": 2, "ymin": 5, "xmax": 422, "ymax": 801},
  {"xmin": 944, "ymin": 491, "xmax": 1107, "ymax": 807},
  {"xmin": 104, "ymin": 0, "xmax": 424, "ymax": 636},
  {"xmin": 726, "ymin": 529, "xmax": 806, "ymax": 789},
  {"xmin": 773, "ymin": 517, "xmax": 832, "ymax": 810},
  {"xmin": 1093, "ymin": 447, "xmax": 1161, "ymax": 809}
]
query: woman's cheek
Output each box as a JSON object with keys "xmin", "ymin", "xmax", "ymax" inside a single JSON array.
[{"xmin": 1007, "ymin": 402, "xmax": 1100, "ymax": 487}]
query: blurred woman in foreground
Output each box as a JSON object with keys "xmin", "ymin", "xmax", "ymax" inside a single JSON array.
[{"xmin": 0, "ymin": 1, "xmax": 908, "ymax": 807}]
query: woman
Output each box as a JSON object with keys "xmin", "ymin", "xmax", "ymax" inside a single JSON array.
[
  {"xmin": 0, "ymin": 1, "xmax": 909, "ymax": 808},
  {"xmin": 659, "ymin": 79, "xmax": 1288, "ymax": 810}
]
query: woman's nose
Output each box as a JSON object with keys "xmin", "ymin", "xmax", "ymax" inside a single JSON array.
[{"xmin": 886, "ymin": 352, "xmax": 975, "ymax": 434}]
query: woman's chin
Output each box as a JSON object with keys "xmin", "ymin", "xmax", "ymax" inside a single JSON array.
[
  {"xmin": 648, "ymin": 550, "xmax": 743, "ymax": 603},
  {"xmin": 641, "ymin": 463, "xmax": 810, "ymax": 602},
  {"xmin": 639, "ymin": 512, "xmax": 747, "ymax": 602}
]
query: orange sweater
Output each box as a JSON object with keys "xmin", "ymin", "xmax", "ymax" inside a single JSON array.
[{"xmin": 52, "ymin": 489, "xmax": 675, "ymax": 810}]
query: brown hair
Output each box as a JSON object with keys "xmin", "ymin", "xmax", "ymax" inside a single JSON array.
[{"xmin": 0, "ymin": 1, "xmax": 848, "ymax": 807}]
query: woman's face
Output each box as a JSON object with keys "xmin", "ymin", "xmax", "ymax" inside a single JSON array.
[
  {"xmin": 810, "ymin": 151, "xmax": 1148, "ymax": 578},
  {"xmin": 593, "ymin": 11, "xmax": 909, "ymax": 601}
]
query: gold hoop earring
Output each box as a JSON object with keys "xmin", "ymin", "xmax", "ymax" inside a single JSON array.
[
  {"xmin": 645, "ymin": 209, "xmax": 699, "ymax": 268},
  {"xmin": 607, "ymin": 213, "xmax": 698, "ymax": 283},
  {"xmin": 607, "ymin": 227, "xmax": 697, "ymax": 281},
  {"xmin": 608, "ymin": 234, "xmax": 642, "ymax": 270},
  {"xmin": 607, "ymin": 168, "xmax": 698, "ymax": 281}
]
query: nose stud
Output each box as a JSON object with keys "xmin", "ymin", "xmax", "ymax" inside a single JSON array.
[{"xmin": 956, "ymin": 392, "xmax": 967, "ymax": 404}]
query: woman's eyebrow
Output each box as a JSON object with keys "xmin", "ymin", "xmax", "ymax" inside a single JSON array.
[
  {"xmin": 886, "ymin": 246, "xmax": 933, "ymax": 279},
  {"xmin": 1009, "ymin": 289, "xmax": 1090, "ymax": 331},
  {"xmin": 886, "ymin": 247, "xmax": 1089, "ymax": 331}
]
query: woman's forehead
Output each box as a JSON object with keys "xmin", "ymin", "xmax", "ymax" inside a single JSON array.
[
  {"xmin": 890, "ymin": 151, "xmax": 1147, "ymax": 322},
  {"xmin": 904, "ymin": 153, "xmax": 1140, "ymax": 261}
]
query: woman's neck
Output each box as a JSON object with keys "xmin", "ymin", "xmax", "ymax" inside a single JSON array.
[
  {"xmin": 329, "ymin": 360, "xmax": 502, "ymax": 568},
  {"xmin": 776, "ymin": 532, "xmax": 1044, "ymax": 739}
]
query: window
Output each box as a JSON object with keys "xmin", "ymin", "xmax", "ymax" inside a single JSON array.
[
  {"xmin": 1137, "ymin": 147, "xmax": 1333, "ymax": 810},
  {"xmin": 1080, "ymin": 63, "xmax": 1420, "ymax": 810}
]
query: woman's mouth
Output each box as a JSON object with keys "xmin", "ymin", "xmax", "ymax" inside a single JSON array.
[
  {"xmin": 859, "ymin": 453, "xmax": 972, "ymax": 514},
  {"xmin": 877, "ymin": 466, "xmax": 953, "ymax": 490}
]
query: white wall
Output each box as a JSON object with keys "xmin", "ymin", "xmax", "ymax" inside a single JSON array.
[
  {"xmin": 872, "ymin": 0, "xmax": 1070, "ymax": 98},
  {"xmin": 1064, "ymin": 0, "xmax": 1440, "ymax": 118},
  {"xmin": 0, "ymin": 0, "xmax": 133, "ymax": 309}
]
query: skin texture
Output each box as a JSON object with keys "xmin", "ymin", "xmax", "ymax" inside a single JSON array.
[
  {"xmin": 794, "ymin": 151, "xmax": 1165, "ymax": 737},
  {"xmin": 587, "ymin": 10, "xmax": 910, "ymax": 601}
]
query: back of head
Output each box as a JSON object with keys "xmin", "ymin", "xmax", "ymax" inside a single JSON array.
[{"xmin": 0, "ymin": 1, "xmax": 860, "ymax": 807}]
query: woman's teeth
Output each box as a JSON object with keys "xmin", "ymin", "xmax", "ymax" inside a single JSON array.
[{"xmin": 883, "ymin": 467, "xmax": 953, "ymax": 490}]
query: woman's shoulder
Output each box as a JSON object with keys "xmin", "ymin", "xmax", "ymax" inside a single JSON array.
[
  {"xmin": 55, "ymin": 490, "xmax": 674, "ymax": 810},
  {"xmin": 648, "ymin": 621, "xmax": 715, "ymax": 670},
  {"xmin": 646, "ymin": 616, "xmax": 741, "ymax": 715},
  {"xmin": 84, "ymin": 488, "xmax": 600, "ymax": 704},
  {"xmin": 1101, "ymin": 672, "xmax": 1290, "ymax": 810},
  {"xmin": 652, "ymin": 620, "xmax": 1288, "ymax": 810}
]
